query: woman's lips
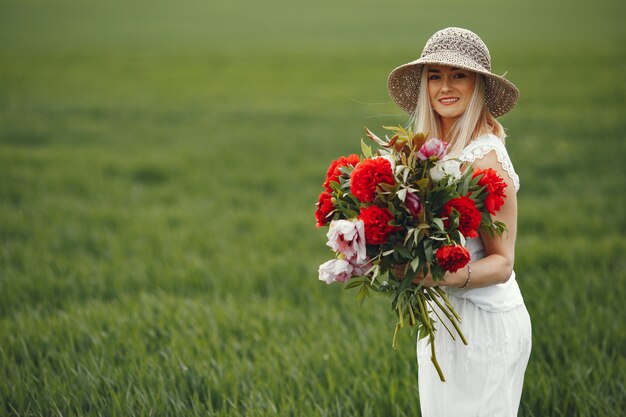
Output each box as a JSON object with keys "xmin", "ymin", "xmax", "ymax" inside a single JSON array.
[{"xmin": 439, "ymin": 97, "xmax": 459, "ymax": 105}]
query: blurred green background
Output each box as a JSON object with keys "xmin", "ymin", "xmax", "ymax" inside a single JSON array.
[{"xmin": 1, "ymin": 0, "xmax": 624, "ymax": 416}]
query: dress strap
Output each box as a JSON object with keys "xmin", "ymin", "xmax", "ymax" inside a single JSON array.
[{"xmin": 459, "ymin": 135, "xmax": 520, "ymax": 191}]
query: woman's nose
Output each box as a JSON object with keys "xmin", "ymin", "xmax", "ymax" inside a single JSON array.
[{"xmin": 441, "ymin": 77, "xmax": 452, "ymax": 92}]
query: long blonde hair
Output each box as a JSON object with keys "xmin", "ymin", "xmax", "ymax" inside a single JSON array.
[{"xmin": 409, "ymin": 65, "xmax": 506, "ymax": 157}]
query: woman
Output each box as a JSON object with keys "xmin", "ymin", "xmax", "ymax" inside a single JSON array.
[{"xmin": 387, "ymin": 28, "xmax": 532, "ymax": 416}]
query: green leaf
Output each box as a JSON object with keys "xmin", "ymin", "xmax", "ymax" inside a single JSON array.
[
  {"xmin": 468, "ymin": 188, "xmax": 483, "ymax": 199},
  {"xmin": 329, "ymin": 181, "xmax": 342, "ymax": 193},
  {"xmin": 404, "ymin": 228, "xmax": 415, "ymax": 244},
  {"xmin": 360, "ymin": 139, "xmax": 373, "ymax": 158},
  {"xmin": 397, "ymin": 187, "xmax": 408, "ymax": 202},
  {"xmin": 356, "ymin": 284, "xmax": 370, "ymax": 307},
  {"xmin": 344, "ymin": 277, "xmax": 366, "ymax": 290},
  {"xmin": 424, "ymin": 243, "xmax": 434, "ymax": 263},
  {"xmin": 414, "ymin": 229, "xmax": 424, "ymax": 245},
  {"xmin": 344, "ymin": 209, "xmax": 359, "ymax": 218},
  {"xmin": 382, "ymin": 125, "xmax": 406, "ymax": 134},
  {"xmin": 410, "ymin": 256, "xmax": 420, "ymax": 271},
  {"xmin": 458, "ymin": 172, "xmax": 472, "ymax": 195},
  {"xmin": 338, "ymin": 165, "xmax": 354, "ymax": 175},
  {"xmin": 417, "ymin": 326, "xmax": 429, "ymax": 340},
  {"xmin": 364, "ymin": 127, "xmax": 388, "ymax": 146},
  {"xmin": 416, "ymin": 178, "xmax": 429, "ymax": 190},
  {"xmin": 394, "ymin": 244, "xmax": 411, "ymax": 259},
  {"xmin": 346, "ymin": 193, "xmax": 360, "ymax": 206},
  {"xmin": 407, "ymin": 152, "xmax": 416, "ymax": 170},
  {"xmin": 432, "ymin": 217, "xmax": 445, "ymax": 231},
  {"xmin": 379, "ymin": 182, "xmax": 396, "ymax": 193},
  {"xmin": 370, "ymin": 265, "xmax": 380, "ymax": 282},
  {"xmin": 402, "ymin": 166, "xmax": 410, "ymax": 184}
]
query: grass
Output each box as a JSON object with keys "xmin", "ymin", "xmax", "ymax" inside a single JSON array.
[{"xmin": 1, "ymin": 0, "xmax": 625, "ymax": 415}]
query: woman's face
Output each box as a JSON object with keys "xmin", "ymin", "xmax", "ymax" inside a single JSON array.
[{"xmin": 427, "ymin": 65, "xmax": 477, "ymax": 122}]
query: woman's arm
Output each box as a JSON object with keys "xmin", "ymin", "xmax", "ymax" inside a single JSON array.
[{"xmin": 413, "ymin": 149, "xmax": 518, "ymax": 288}]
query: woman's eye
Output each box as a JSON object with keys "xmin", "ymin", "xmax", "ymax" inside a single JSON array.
[
  {"xmin": 453, "ymin": 73, "xmax": 466, "ymax": 79},
  {"xmin": 428, "ymin": 75, "xmax": 440, "ymax": 80}
]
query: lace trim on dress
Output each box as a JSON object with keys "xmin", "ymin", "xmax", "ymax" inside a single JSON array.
[{"xmin": 459, "ymin": 137, "xmax": 520, "ymax": 191}]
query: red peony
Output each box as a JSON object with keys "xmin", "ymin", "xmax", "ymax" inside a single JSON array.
[
  {"xmin": 435, "ymin": 244, "xmax": 471, "ymax": 273},
  {"xmin": 324, "ymin": 154, "xmax": 360, "ymax": 192},
  {"xmin": 473, "ymin": 168, "xmax": 507, "ymax": 215},
  {"xmin": 358, "ymin": 205, "xmax": 398, "ymax": 245},
  {"xmin": 350, "ymin": 157, "xmax": 395, "ymax": 202},
  {"xmin": 443, "ymin": 196, "xmax": 482, "ymax": 238},
  {"xmin": 315, "ymin": 191, "xmax": 334, "ymax": 227}
]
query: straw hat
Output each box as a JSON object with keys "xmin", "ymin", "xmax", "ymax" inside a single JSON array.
[{"xmin": 387, "ymin": 27, "xmax": 519, "ymax": 118}]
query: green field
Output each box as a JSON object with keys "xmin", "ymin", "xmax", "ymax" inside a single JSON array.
[{"xmin": 1, "ymin": 0, "xmax": 625, "ymax": 415}]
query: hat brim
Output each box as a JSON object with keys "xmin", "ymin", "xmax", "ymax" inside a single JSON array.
[{"xmin": 387, "ymin": 52, "xmax": 519, "ymax": 118}]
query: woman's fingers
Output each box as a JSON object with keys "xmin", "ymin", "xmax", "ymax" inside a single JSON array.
[{"xmin": 392, "ymin": 264, "xmax": 439, "ymax": 286}]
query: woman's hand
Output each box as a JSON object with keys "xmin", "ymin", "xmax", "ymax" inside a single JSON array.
[
  {"xmin": 391, "ymin": 264, "xmax": 446, "ymax": 287},
  {"xmin": 391, "ymin": 263, "xmax": 465, "ymax": 287}
]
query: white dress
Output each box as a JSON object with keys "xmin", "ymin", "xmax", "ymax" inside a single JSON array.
[{"xmin": 417, "ymin": 134, "xmax": 532, "ymax": 417}]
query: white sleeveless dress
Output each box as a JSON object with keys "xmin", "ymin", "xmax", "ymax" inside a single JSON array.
[{"xmin": 417, "ymin": 134, "xmax": 532, "ymax": 417}]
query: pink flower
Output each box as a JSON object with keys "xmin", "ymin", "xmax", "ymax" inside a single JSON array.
[
  {"xmin": 416, "ymin": 138, "xmax": 448, "ymax": 160},
  {"xmin": 318, "ymin": 259, "xmax": 353, "ymax": 284},
  {"xmin": 326, "ymin": 220, "xmax": 367, "ymax": 264},
  {"xmin": 405, "ymin": 191, "xmax": 422, "ymax": 218}
]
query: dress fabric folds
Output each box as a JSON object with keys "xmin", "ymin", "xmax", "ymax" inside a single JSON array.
[{"xmin": 417, "ymin": 295, "xmax": 532, "ymax": 417}]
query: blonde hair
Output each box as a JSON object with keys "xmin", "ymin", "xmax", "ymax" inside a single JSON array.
[{"xmin": 409, "ymin": 66, "xmax": 506, "ymax": 157}]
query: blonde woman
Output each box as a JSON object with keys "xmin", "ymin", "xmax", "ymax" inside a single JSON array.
[{"xmin": 388, "ymin": 27, "xmax": 532, "ymax": 416}]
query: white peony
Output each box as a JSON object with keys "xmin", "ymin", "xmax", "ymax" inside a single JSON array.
[
  {"xmin": 326, "ymin": 219, "xmax": 367, "ymax": 264},
  {"xmin": 318, "ymin": 259, "xmax": 354, "ymax": 284},
  {"xmin": 430, "ymin": 159, "xmax": 462, "ymax": 182}
]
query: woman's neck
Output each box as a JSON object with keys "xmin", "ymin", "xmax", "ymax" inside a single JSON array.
[{"xmin": 439, "ymin": 116, "xmax": 458, "ymax": 142}]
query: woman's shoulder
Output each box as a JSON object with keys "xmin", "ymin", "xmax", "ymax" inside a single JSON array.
[
  {"xmin": 460, "ymin": 134, "xmax": 506, "ymax": 160},
  {"xmin": 469, "ymin": 133, "xmax": 506, "ymax": 147},
  {"xmin": 460, "ymin": 133, "xmax": 520, "ymax": 191}
]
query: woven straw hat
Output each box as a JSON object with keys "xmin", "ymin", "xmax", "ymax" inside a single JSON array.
[{"xmin": 387, "ymin": 27, "xmax": 519, "ymax": 118}]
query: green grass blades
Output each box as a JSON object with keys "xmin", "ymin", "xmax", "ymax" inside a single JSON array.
[{"xmin": 1, "ymin": 0, "xmax": 625, "ymax": 415}]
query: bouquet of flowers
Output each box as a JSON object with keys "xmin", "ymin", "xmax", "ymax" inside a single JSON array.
[{"xmin": 315, "ymin": 126, "xmax": 508, "ymax": 381}]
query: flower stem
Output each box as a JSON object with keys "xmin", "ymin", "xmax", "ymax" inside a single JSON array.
[
  {"xmin": 416, "ymin": 291, "xmax": 446, "ymax": 382},
  {"xmin": 416, "ymin": 292, "xmax": 433, "ymax": 332},
  {"xmin": 392, "ymin": 321, "xmax": 401, "ymax": 350},
  {"xmin": 427, "ymin": 298, "xmax": 456, "ymax": 340},
  {"xmin": 434, "ymin": 287, "xmax": 462, "ymax": 322},
  {"xmin": 408, "ymin": 298, "xmax": 417, "ymax": 326},
  {"xmin": 429, "ymin": 332, "xmax": 446, "ymax": 382},
  {"xmin": 427, "ymin": 288, "xmax": 468, "ymax": 345}
]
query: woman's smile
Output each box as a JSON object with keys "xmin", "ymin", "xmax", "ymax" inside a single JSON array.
[{"xmin": 438, "ymin": 96, "xmax": 460, "ymax": 105}]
